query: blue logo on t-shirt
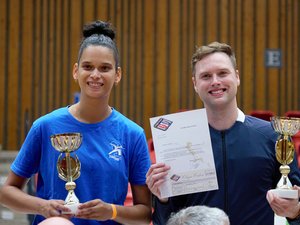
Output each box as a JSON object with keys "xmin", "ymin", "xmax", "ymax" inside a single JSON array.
[{"xmin": 109, "ymin": 143, "xmax": 123, "ymax": 161}]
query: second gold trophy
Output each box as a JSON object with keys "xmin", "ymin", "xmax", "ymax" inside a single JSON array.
[{"xmin": 271, "ymin": 116, "xmax": 300, "ymax": 199}]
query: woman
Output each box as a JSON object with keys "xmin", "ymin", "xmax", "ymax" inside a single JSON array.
[{"xmin": 0, "ymin": 20, "xmax": 152, "ymax": 225}]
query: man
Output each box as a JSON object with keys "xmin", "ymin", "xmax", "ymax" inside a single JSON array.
[
  {"xmin": 146, "ymin": 42, "xmax": 300, "ymax": 225},
  {"xmin": 166, "ymin": 205, "xmax": 230, "ymax": 225},
  {"xmin": 38, "ymin": 217, "xmax": 75, "ymax": 225}
]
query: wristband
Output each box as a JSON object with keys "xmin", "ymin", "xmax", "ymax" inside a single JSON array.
[{"xmin": 110, "ymin": 204, "xmax": 117, "ymax": 220}]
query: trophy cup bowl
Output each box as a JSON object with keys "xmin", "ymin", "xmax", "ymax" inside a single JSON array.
[
  {"xmin": 50, "ymin": 132, "xmax": 82, "ymax": 214},
  {"xmin": 270, "ymin": 116, "xmax": 300, "ymax": 199}
]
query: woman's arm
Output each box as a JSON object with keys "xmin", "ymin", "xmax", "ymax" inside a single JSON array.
[
  {"xmin": 76, "ymin": 184, "xmax": 152, "ymax": 225},
  {"xmin": 0, "ymin": 171, "xmax": 70, "ymax": 217},
  {"xmin": 115, "ymin": 184, "xmax": 152, "ymax": 225}
]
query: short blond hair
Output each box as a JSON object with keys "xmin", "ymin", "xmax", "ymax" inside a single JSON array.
[{"xmin": 191, "ymin": 42, "xmax": 237, "ymax": 76}]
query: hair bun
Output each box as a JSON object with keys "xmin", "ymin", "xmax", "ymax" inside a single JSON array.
[{"xmin": 83, "ymin": 20, "xmax": 115, "ymax": 40}]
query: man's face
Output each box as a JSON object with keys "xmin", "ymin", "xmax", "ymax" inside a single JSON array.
[{"xmin": 192, "ymin": 52, "xmax": 240, "ymax": 110}]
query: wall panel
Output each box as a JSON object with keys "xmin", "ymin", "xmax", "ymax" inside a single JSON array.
[
  {"xmin": 7, "ymin": 0, "xmax": 21, "ymax": 149},
  {"xmin": 219, "ymin": 0, "xmax": 229, "ymax": 43},
  {"xmin": 155, "ymin": 0, "xmax": 168, "ymax": 116},
  {"xmin": 0, "ymin": 0, "xmax": 299, "ymax": 150},
  {"xmin": 254, "ymin": 0, "xmax": 267, "ymax": 110},
  {"xmin": 142, "ymin": 0, "xmax": 155, "ymax": 134},
  {"xmin": 193, "ymin": 0, "xmax": 204, "ymax": 110},
  {"xmin": 168, "ymin": 0, "xmax": 180, "ymax": 114},
  {"xmin": 20, "ymin": 0, "xmax": 34, "ymax": 145},
  {"xmin": 242, "ymin": 0, "xmax": 254, "ymax": 113},
  {"xmin": 0, "ymin": 0, "xmax": 7, "ymax": 150},
  {"xmin": 188, "ymin": 0, "xmax": 198, "ymax": 109},
  {"xmin": 279, "ymin": 0, "xmax": 288, "ymax": 114},
  {"xmin": 178, "ymin": 0, "xmax": 191, "ymax": 110}
]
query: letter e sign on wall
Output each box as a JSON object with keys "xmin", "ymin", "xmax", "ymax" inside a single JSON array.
[{"xmin": 265, "ymin": 49, "xmax": 282, "ymax": 68}]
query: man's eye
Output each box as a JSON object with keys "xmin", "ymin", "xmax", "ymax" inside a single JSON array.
[
  {"xmin": 201, "ymin": 74, "xmax": 210, "ymax": 80},
  {"xmin": 219, "ymin": 71, "xmax": 228, "ymax": 76}
]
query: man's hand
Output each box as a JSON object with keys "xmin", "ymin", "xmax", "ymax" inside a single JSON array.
[
  {"xmin": 266, "ymin": 185, "xmax": 300, "ymax": 219},
  {"xmin": 146, "ymin": 163, "xmax": 170, "ymax": 202}
]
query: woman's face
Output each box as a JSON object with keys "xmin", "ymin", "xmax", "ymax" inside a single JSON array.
[{"xmin": 73, "ymin": 45, "xmax": 121, "ymax": 100}]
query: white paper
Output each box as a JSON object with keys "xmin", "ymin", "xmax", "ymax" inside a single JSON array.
[
  {"xmin": 150, "ymin": 109, "xmax": 218, "ymax": 198},
  {"xmin": 274, "ymin": 215, "xmax": 288, "ymax": 225}
]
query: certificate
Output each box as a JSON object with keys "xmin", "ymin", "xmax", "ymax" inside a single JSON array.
[{"xmin": 150, "ymin": 109, "xmax": 218, "ymax": 198}]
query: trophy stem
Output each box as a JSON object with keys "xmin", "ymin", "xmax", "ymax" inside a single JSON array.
[
  {"xmin": 65, "ymin": 188, "xmax": 79, "ymax": 205},
  {"xmin": 282, "ymin": 136, "xmax": 287, "ymax": 161},
  {"xmin": 277, "ymin": 165, "xmax": 291, "ymax": 189},
  {"xmin": 65, "ymin": 181, "xmax": 79, "ymax": 208},
  {"xmin": 66, "ymin": 152, "xmax": 73, "ymax": 183}
]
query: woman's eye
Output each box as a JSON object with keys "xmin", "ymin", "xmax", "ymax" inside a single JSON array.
[
  {"xmin": 102, "ymin": 66, "xmax": 109, "ymax": 71},
  {"xmin": 83, "ymin": 65, "xmax": 92, "ymax": 70},
  {"xmin": 101, "ymin": 65, "xmax": 112, "ymax": 72}
]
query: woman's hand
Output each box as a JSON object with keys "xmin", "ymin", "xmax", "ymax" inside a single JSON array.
[
  {"xmin": 75, "ymin": 199, "xmax": 112, "ymax": 221},
  {"xmin": 39, "ymin": 199, "xmax": 71, "ymax": 218}
]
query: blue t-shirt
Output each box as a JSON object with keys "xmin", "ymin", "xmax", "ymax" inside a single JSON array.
[{"xmin": 11, "ymin": 107, "xmax": 151, "ymax": 225}]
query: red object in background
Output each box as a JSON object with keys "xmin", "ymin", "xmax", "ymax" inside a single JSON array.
[
  {"xmin": 250, "ymin": 110, "xmax": 275, "ymax": 121},
  {"xmin": 124, "ymin": 183, "xmax": 133, "ymax": 206},
  {"xmin": 285, "ymin": 111, "xmax": 300, "ymax": 118},
  {"xmin": 297, "ymin": 146, "xmax": 300, "ymax": 168},
  {"xmin": 148, "ymin": 138, "xmax": 156, "ymax": 164},
  {"xmin": 290, "ymin": 133, "xmax": 300, "ymax": 168}
]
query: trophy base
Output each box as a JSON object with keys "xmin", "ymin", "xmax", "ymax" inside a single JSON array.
[
  {"xmin": 270, "ymin": 188, "xmax": 298, "ymax": 199},
  {"xmin": 62, "ymin": 203, "xmax": 80, "ymax": 215}
]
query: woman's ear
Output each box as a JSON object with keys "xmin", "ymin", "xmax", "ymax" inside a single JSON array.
[{"xmin": 114, "ymin": 67, "xmax": 122, "ymax": 85}]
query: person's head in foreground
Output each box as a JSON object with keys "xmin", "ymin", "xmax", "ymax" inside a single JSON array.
[
  {"xmin": 166, "ymin": 205, "xmax": 230, "ymax": 225},
  {"xmin": 38, "ymin": 217, "xmax": 75, "ymax": 225}
]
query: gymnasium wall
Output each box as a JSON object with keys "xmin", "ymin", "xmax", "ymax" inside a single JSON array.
[{"xmin": 0, "ymin": 0, "xmax": 299, "ymax": 150}]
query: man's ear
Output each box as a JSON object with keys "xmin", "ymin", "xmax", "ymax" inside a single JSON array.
[
  {"xmin": 235, "ymin": 70, "xmax": 240, "ymax": 86},
  {"xmin": 73, "ymin": 63, "xmax": 79, "ymax": 80},
  {"xmin": 192, "ymin": 76, "xmax": 198, "ymax": 93}
]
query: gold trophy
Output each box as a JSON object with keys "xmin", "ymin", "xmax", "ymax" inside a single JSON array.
[
  {"xmin": 50, "ymin": 133, "xmax": 82, "ymax": 213},
  {"xmin": 270, "ymin": 116, "xmax": 300, "ymax": 199}
]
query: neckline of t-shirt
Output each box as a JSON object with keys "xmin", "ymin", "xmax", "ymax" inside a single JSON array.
[{"xmin": 65, "ymin": 105, "xmax": 115, "ymax": 128}]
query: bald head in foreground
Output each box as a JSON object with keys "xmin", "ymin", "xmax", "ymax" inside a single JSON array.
[{"xmin": 38, "ymin": 217, "xmax": 74, "ymax": 225}]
